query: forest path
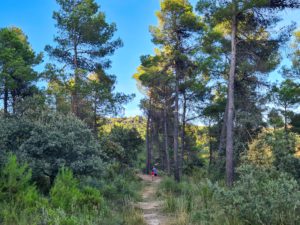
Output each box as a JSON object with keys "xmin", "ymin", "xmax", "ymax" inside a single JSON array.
[{"xmin": 137, "ymin": 174, "xmax": 169, "ymax": 225}]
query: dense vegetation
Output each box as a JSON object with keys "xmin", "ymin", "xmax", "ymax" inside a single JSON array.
[{"xmin": 0, "ymin": 0, "xmax": 300, "ymax": 224}]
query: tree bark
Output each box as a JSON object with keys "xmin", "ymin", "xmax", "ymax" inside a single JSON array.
[
  {"xmin": 93, "ymin": 95, "xmax": 98, "ymax": 134},
  {"xmin": 72, "ymin": 43, "xmax": 79, "ymax": 117},
  {"xmin": 163, "ymin": 98, "xmax": 171, "ymax": 174},
  {"xmin": 180, "ymin": 92, "xmax": 187, "ymax": 176},
  {"xmin": 226, "ymin": 10, "xmax": 237, "ymax": 187},
  {"xmin": 12, "ymin": 90, "xmax": 16, "ymax": 114},
  {"xmin": 173, "ymin": 68, "xmax": 180, "ymax": 182},
  {"xmin": 283, "ymin": 103, "xmax": 290, "ymax": 149},
  {"xmin": 284, "ymin": 104, "xmax": 288, "ymax": 134},
  {"xmin": 4, "ymin": 79, "xmax": 8, "ymax": 115},
  {"xmin": 146, "ymin": 100, "xmax": 152, "ymax": 174},
  {"xmin": 209, "ymin": 120, "xmax": 213, "ymax": 165},
  {"xmin": 218, "ymin": 99, "xmax": 228, "ymax": 155}
]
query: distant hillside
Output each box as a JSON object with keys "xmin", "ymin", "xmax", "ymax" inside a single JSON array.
[
  {"xmin": 101, "ymin": 116, "xmax": 210, "ymax": 152},
  {"xmin": 102, "ymin": 116, "xmax": 147, "ymax": 138}
]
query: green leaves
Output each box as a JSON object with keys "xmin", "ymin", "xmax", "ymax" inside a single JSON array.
[
  {"xmin": 0, "ymin": 27, "xmax": 42, "ymax": 114},
  {"xmin": 47, "ymin": 0, "xmax": 122, "ymax": 71},
  {"xmin": 218, "ymin": 164, "xmax": 300, "ymax": 225},
  {"xmin": 0, "ymin": 112, "xmax": 105, "ymax": 189}
]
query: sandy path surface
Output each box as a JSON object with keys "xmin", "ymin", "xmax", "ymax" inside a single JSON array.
[{"xmin": 137, "ymin": 174, "xmax": 168, "ymax": 225}]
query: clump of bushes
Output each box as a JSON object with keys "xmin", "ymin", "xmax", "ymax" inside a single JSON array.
[
  {"xmin": 218, "ymin": 164, "xmax": 300, "ymax": 225},
  {"xmin": 0, "ymin": 112, "xmax": 105, "ymax": 192},
  {"xmin": 0, "ymin": 154, "xmax": 142, "ymax": 225},
  {"xmin": 159, "ymin": 165, "xmax": 300, "ymax": 225},
  {"xmin": 247, "ymin": 129, "xmax": 300, "ymax": 180}
]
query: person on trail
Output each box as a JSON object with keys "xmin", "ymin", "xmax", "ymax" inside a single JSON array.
[{"xmin": 151, "ymin": 166, "xmax": 158, "ymax": 181}]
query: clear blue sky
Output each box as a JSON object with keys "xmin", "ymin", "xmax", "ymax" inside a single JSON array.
[{"xmin": 0, "ymin": 0, "xmax": 299, "ymax": 117}]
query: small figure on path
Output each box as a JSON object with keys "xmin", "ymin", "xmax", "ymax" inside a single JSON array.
[{"xmin": 151, "ymin": 166, "xmax": 158, "ymax": 181}]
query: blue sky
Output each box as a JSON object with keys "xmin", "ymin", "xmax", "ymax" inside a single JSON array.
[{"xmin": 0, "ymin": 0, "xmax": 299, "ymax": 117}]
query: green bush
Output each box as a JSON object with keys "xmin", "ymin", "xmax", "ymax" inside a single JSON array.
[
  {"xmin": 0, "ymin": 112, "xmax": 105, "ymax": 191},
  {"xmin": 217, "ymin": 164, "xmax": 300, "ymax": 225},
  {"xmin": 50, "ymin": 168, "xmax": 82, "ymax": 212},
  {"xmin": 159, "ymin": 165, "xmax": 300, "ymax": 225},
  {"xmin": 101, "ymin": 170, "xmax": 142, "ymax": 201},
  {"xmin": 247, "ymin": 130, "xmax": 300, "ymax": 180},
  {"xmin": 0, "ymin": 154, "xmax": 46, "ymax": 225},
  {"xmin": 100, "ymin": 125, "xmax": 143, "ymax": 167}
]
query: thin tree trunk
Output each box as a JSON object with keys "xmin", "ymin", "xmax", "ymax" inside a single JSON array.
[
  {"xmin": 218, "ymin": 99, "xmax": 228, "ymax": 155},
  {"xmin": 72, "ymin": 44, "xmax": 79, "ymax": 117},
  {"xmin": 284, "ymin": 104, "xmax": 290, "ymax": 149},
  {"xmin": 226, "ymin": 10, "xmax": 237, "ymax": 187},
  {"xmin": 93, "ymin": 95, "xmax": 97, "ymax": 134},
  {"xmin": 153, "ymin": 119, "xmax": 160, "ymax": 167},
  {"xmin": 12, "ymin": 90, "xmax": 16, "ymax": 114},
  {"xmin": 163, "ymin": 99, "xmax": 170, "ymax": 174},
  {"xmin": 209, "ymin": 120, "xmax": 213, "ymax": 165},
  {"xmin": 180, "ymin": 92, "xmax": 187, "ymax": 176},
  {"xmin": 284, "ymin": 104, "xmax": 288, "ymax": 134},
  {"xmin": 173, "ymin": 69, "xmax": 180, "ymax": 182},
  {"xmin": 4, "ymin": 79, "xmax": 8, "ymax": 115},
  {"xmin": 146, "ymin": 100, "xmax": 152, "ymax": 174}
]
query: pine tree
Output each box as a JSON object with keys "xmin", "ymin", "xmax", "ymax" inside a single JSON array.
[
  {"xmin": 45, "ymin": 0, "xmax": 122, "ymax": 117},
  {"xmin": 0, "ymin": 27, "xmax": 42, "ymax": 115}
]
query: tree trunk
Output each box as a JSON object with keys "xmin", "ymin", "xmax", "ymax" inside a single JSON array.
[
  {"xmin": 180, "ymin": 92, "xmax": 187, "ymax": 176},
  {"xmin": 163, "ymin": 99, "xmax": 170, "ymax": 174},
  {"xmin": 209, "ymin": 120, "xmax": 213, "ymax": 165},
  {"xmin": 12, "ymin": 90, "xmax": 16, "ymax": 114},
  {"xmin": 4, "ymin": 79, "xmax": 8, "ymax": 115},
  {"xmin": 226, "ymin": 10, "xmax": 237, "ymax": 187},
  {"xmin": 218, "ymin": 99, "xmax": 228, "ymax": 156},
  {"xmin": 93, "ymin": 95, "xmax": 98, "ymax": 134},
  {"xmin": 284, "ymin": 104, "xmax": 288, "ymax": 134},
  {"xmin": 146, "ymin": 101, "xmax": 152, "ymax": 174},
  {"xmin": 284, "ymin": 104, "xmax": 290, "ymax": 149},
  {"xmin": 153, "ymin": 119, "xmax": 160, "ymax": 167},
  {"xmin": 173, "ymin": 69, "xmax": 180, "ymax": 182},
  {"xmin": 72, "ymin": 44, "xmax": 79, "ymax": 117}
]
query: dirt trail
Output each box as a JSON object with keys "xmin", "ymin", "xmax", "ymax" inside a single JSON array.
[{"xmin": 137, "ymin": 174, "xmax": 168, "ymax": 225}]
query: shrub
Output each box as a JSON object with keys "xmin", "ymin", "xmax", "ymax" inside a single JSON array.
[
  {"xmin": 247, "ymin": 129, "xmax": 300, "ymax": 180},
  {"xmin": 0, "ymin": 154, "xmax": 46, "ymax": 225},
  {"xmin": 217, "ymin": 164, "xmax": 300, "ymax": 225},
  {"xmin": 100, "ymin": 125, "xmax": 143, "ymax": 167},
  {"xmin": 0, "ymin": 112, "xmax": 105, "ymax": 190},
  {"xmin": 50, "ymin": 168, "xmax": 82, "ymax": 212},
  {"xmin": 123, "ymin": 205, "xmax": 146, "ymax": 225}
]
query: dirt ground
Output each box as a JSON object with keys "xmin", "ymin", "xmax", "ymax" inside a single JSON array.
[{"xmin": 137, "ymin": 174, "xmax": 169, "ymax": 225}]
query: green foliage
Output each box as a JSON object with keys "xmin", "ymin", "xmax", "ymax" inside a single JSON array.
[
  {"xmin": 0, "ymin": 156, "xmax": 136, "ymax": 225},
  {"xmin": 272, "ymin": 79, "xmax": 300, "ymax": 112},
  {"xmin": 0, "ymin": 112, "xmax": 105, "ymax": 190},
  {"xmin": 247, "ymin": 129, "xmax": 300, "ymax": 180},
  {"xmin": 101, "ymin": 167, "xmax": 142, "ymax": 201},
  {"xmin": 99, "ymin": 125, "xmax": 144, "ymax": 169},
  {"xmin": 46, "ymin": 0, "xmax": 122, "ymax": 72},
  {"xmin": 0, "ymin": 154, "xmax": 46, "ymax": 225},
  {"xmin": 268, "ymin": 108, "xmax": 284, "ymax": 129},
  {"xmin": 0, "ymin": 27, "xmax": 42, "ymax": 114},
  {"xmin": 217, "ymin": 164, "xmax": 300, "ymax": 225},
  {"xmin": 50, "ymin": 168, "xmax": 82, "ymax": 212},
  {"xmin": 291, "ymin": 113, "xmax": 300, "ymax": 134},
  {"xmin": 101, "ymin": 116, "xmax": 147, "ymax": 139},
  {"xmin": 45, "ymin": 0, "xmax": 126, "ymax": 119},
  {"xmin": 123, "ymin": 205, "xmax": 146, "ymax": 225},
  {"xmin": 159, "ymin": 164, "xmax": 300, "ymax": 225}
]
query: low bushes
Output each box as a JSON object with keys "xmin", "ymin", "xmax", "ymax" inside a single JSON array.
[
  {"xmin": 0, "ymin": 154, "xmax": 143, "ymax": 225},
  {"xmin": 158, "ymin": 165, "xmax": 300, "ymax": 225}
]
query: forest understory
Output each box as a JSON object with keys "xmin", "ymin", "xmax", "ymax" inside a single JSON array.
[{"xmin": 1, "ymin": 0, "xmax": 300, "ymax": 225}]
